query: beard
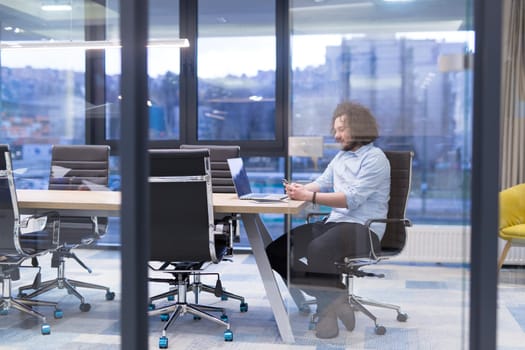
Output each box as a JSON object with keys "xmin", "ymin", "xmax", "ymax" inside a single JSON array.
[{"xmin": 342, "ymin": 141, "xmax": 361, "ymax": 151}]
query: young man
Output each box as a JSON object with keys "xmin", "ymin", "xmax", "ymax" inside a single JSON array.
[{"xmin": 266, "ymin": 101, "xmax": 390, "ymax": 339}]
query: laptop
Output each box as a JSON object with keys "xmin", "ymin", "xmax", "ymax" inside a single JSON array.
[{"xmin": 227, "ymin": 158, "xmax": 288, "ymax": 201}]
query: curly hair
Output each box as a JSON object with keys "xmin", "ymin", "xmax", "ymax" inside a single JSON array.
[{"xmin": 330, "ymin": 101, "xmax": 379, "ymax": 144}]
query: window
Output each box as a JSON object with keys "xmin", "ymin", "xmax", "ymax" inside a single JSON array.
[{"xmin": 197, "ymin": 0, "xmax": 277, "ymax": 141}]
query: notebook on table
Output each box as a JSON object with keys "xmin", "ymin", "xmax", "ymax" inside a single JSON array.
[{"xmin": 227, "ymin": 158, "xmax": 288, "ymax": 201}]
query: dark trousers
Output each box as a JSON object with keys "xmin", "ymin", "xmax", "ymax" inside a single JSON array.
[{"xmin": 266, "ymin": 221, "xmax": 380, "ymax": 311}]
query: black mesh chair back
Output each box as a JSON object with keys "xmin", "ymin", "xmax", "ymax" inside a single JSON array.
[
  {"xmin": 378, "ymin": 151, "xmax": 413, "ymax": 255},
  {"xmin": 149, "ymin": 148, "xmax": 225, "ymax": 263},
  {"xmin": 180, "ymin": 144, "xmax": 240, "ymax": 193},
  {"xmin": 49, "ymin": 145, "xmax": 110, "ymax": 191},
  {"xmin": 49, "ymin": 144, "xmax": 110, "ymax": 240},
  {"xmin": 180, "ymin": 144, "xmax": 241, "ymax": 249}
]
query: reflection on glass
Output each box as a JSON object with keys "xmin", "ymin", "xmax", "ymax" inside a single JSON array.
[
  {"xmin": 289, "ymin": 0, "xmax": 472, "ymax": 347},
  {"xmin": 105, "ymin": 1, "xmax": 181, "ymax": 141},
  {"xmin": 197, "ymin": 0, "xmax": 276, "ymax": 140},
  {"xmin": 290, "ymin": 4, "xmax": 473, "ymax": 226},
  {"xmin": 0, "ymin": 0, "xmax": 122, "ymax": 346},
  {"xmin": 1, "ymin": 51, "xmax": 86, "ymax": 188}
]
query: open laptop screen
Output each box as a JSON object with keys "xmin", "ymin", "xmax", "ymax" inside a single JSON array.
[
  {"xmin": 227, "ymin": 158, "xmax": 287, "ymax": 201},
  {"xmin": 227, "ymin": 157, "xmax": 252, "ymax": 197}
]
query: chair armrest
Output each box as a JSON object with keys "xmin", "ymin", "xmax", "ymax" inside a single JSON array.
[
  {"xmin": 307, "ymin": 214, "xmax": 411, "ymax": 263},
  {"xmin": 19, "ymin": 211, "xmax": 61, "ymax": 249},
  {"xmin": 364, "ymin": 217, "xmax": 412, "ymax": 228},
  {"xmin": 364, "ymin": 217, "xmax": 411, "ymax": 260},
  {"xmin": 40, "ymin": 211, "xmax": 61, "ymax": 246},
  {"xmin": 306, "ymin": 212, "xmax": 329, "ymax": 224}
]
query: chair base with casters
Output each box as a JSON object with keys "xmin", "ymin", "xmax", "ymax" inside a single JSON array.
[
  {"xmin": 148, "ymin": 268, "xmax": 248, "ymax": 313},
  {"xmin": 149, "ymin": 270, "xmax": 233, "ymax": 348},
  {"xmin": 1, "ymin": 265, "xmax": 62, "ymax": 334},
  {"xmin": 191, "ymin": 272, "xmax": 248, "ymax": 312},
  {"xmin": 302, "ymin": 258, "xmax": 408, "ymax": 335},
  {"xmin": 18, "ymin": 248, "xmax": 115, "ymax": 312},
  {"xmin": 341, "ymin": 262, "xmax": 407, "ymax": 335}
]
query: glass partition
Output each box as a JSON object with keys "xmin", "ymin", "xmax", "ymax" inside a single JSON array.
[
  {"xmin": 0, "ymin": 0, "xmax": 508, "ymax": 348},
  {"xmin": 0, "ymin": 0, "xmax": 122, "ymax": 346},
  {"xmin": 497, "ymin": 0, "xmax": 525, "ymax": 348},
  {"xmin": 105, "ymin": 1, "xmax": 181, "ymax": 141},
  {"xmin": 287, "ymin": 0, "xmax": 472, "ymax": 347}
]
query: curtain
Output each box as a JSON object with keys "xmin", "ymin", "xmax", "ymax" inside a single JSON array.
[{"xmin": 500, "ymin": 0, "xmax": 525, "ymax": 189}]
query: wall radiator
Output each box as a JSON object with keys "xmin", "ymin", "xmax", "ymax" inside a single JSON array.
[{"xmin": 392, "ymin": 224, "xmax": 525, "ymax": 265}]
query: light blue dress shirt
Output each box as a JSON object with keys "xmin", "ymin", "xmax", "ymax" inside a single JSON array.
[{"xmin": 313, "ymin": 143, "xmax": 390, "ymax": 239}]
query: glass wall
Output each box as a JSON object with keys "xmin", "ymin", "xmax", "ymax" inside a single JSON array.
[
  {"xmin": 497, "ymin": 1, "xmax": 525, "ymax": 348},
  {"xmin": 0, "ymin": 0, "xmax": 122, "ymax": 346},
  {"xmin": 105, "ymin": 1, "xmax": 181, "ymax": 141},
  {"xmin": 287, "ymin": 0, "xmax": 472, "ymax": 347},
  {"xmin": 0, "ymin": 0, "xmax": 509, "ymax": 348},
  {"xmin": 290, "ymin": 1, "xmax": 473, "ymax": 226}
]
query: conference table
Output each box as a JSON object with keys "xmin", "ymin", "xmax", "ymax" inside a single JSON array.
[{"xmin": 17, "ymin": 189, "xmax": 307, "ymax": 344}]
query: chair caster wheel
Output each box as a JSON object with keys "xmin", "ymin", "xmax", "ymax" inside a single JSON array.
[
  {"xmin": 397, "ymin": 312, "xmax": 408, "ymax": 322},
  {"xmin": 54, "ymin": 309, "xmax": 63, "ymax": 319},
  {"xmin": 159, "ymin": 335, "xmax": 168, "ymax": 348},
  {"xmin": 148, "ymin": 304, "xmax": 155, "ymax": 311},
  {"xmin": 375, "ymin": 325, "xmax": 386, "ymax": 335},
  {"xmin": 79, "ymin": 303, "xmax": 91, "ymax": 312},
  {"xmin": 160, "ymin": 313, "xmax": 169, "ymax": 321},
  {"xmin": 106, "ymin": 291, "xmax": 116, "ymax": 301},
  {"xmin": 221, "ymin": 294, "xmax": 228, "ymax": 301},
  {"xmin": 240, "ymin": 302, "xmax": 248, "ymax": 312},
  {"xmin": 308, "ymin": 315, "xmax": 317, "ymax": 331},
  {"xmin": 193, "ymin": 315, "xmax": 201, "ymax": 320},
  {"xmin": 224, "ymin": 329, "xmax": 233, "ymax": 341},
  {"xmin": 41, "ymin": 323, "xmax": 51, "ymax": 335},
  {"xmin": 220, "ymin": 314, "xmax": 228, "ymax": 322},
  {"xmin": 0, "ymin": 309, "xmax": 8, "ymax": 316},
  {"xmin": 167, "ymin": 295, "xmax": 174, "ymax": 301}
]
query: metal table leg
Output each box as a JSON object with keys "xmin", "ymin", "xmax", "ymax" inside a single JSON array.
[{"xmin": 241, "ymin": 213, "xmax": 295, "ymax": 344}]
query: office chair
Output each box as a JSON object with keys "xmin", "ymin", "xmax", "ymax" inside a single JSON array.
[
  {"xmin": 498, "ymin": 183, "xmax": 525, "ymax": 270},
  {"xmin": 178, "ymin": 144, "xmax": 246, "ymax": 307},
  {"xmin": 18, "ymin": 145, "xmax": 115, "ymax": 311},
  {"xmin": 0, "ymin": 145, "xmax": 62, "ymax": 334},
  {"xmin": 302, "ymin": 150, "xmax": 413, "ymax": 335},
  {"xmin": 147, "ymin": 149, "xmax": 233, "ymax": 348}
]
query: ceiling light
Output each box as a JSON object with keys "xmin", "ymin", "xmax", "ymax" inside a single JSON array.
[
  {"xmin": 41, "ymin": 0, "xmax": 73, "ymax": 11},
  {"xmin": 0, "ymin": 38, "xmax": 190, "ymax": 50},
  {"xmin": 292, "ymin": 2, "xmax": 374, "ymax": 12}
]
